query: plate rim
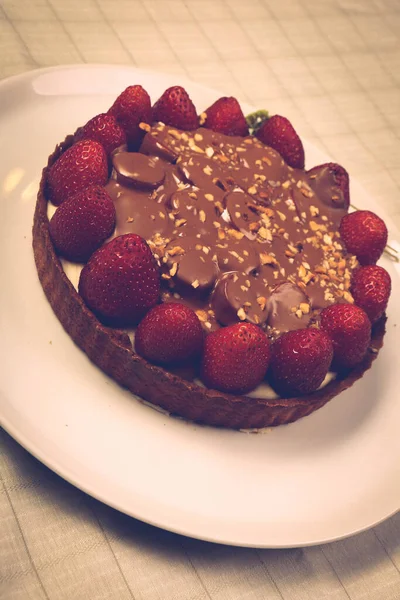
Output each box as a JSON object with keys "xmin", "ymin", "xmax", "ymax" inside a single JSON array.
[{"xmin": 1, "ymin": 64, "xmax": 399, "ymax": 549}]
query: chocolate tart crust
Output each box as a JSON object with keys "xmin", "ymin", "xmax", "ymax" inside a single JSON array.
[{"xmin": 32, "ymin": 137, "xmax": 386, "ymax": 430}]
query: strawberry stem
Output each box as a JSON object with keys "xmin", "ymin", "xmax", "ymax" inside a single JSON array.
[
  {"xmin": 246, "ymin": 109, "xmax": 269, "ymax": 135},
  {"xmin": 350, "ymin": 203, "xmax": 399, "ymax": 262}
]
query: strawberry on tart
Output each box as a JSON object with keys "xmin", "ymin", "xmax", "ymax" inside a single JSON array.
[{"xmin": 33, "ymin": 85, "xmax": 391, "ymax": 429}]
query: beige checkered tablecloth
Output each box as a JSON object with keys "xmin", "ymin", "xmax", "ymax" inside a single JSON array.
[{"xmin": 1, "ymin": 1, "xmax": 400, "ymax": 599}]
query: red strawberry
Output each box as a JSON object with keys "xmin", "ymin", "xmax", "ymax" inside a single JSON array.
[
  {"xmin": 307, "ymin": 162, "xmax": 350, "ymax": 210},
  {"xmin": 49, "ymin": 186, "xmax": 116, "ymax": 263},
  {"xmin": 339, "ymin": 210, "xmax": 388, "ymax": 265},
  {"xmin": 79, "ymin": 233, "xmax": 160, "ymax": 326},
  {"xmin": 256, "ymin": 115, "xmax": 305, "ymax": 169},
  {"xmin": 351, "ymin": 265, "xmax": 391, "ymax": 323},
  {"xmin": 75, "ymin": 113, "xmax": 127, "ymax": 157},
  {"xmin": 47, "ymin": 140, "xmax": 108, "ymax": 206},
  {"xmin": 202, "ymin": 97, "xmax": 249, "ymax": 137},
  {"xmin": 152, "ymin": 86, "xmax": 198, "ymax": 131},
  {"xmin": 135, "ymin": 303, "xmax": 203, "ymax": 365},
  {"xmin": 269, "ymin": 329, "xmax": 333, "ymax": 396},
  {"xmin": 201, "ymin": 322, "xmax": 271, "ymax": 394},
  {"xmin": 108, "ymin": 85, "xmax": 152, "ymax": 148},
  {"xmin": 320, "ymin": 303, "xmax": 371, "ymax": 369}
]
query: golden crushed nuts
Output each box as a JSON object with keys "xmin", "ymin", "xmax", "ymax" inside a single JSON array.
[
  {"xmin": 168, "ymin": 246, "xmax": 185, "ymax": 257},
  {"xmin": 237, "ymin": 307, "xmax": 247, "ymax": 321},
  {"xmin": 257, "ymin": 297, "xmax": 267, "ymax": 310},
  {"xmin": 169, "ymin": 263, "xmax": 178, "ymax": 277}
]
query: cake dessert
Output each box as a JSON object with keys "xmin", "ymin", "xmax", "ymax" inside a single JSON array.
[{"xmin": 33, "ymin": 85, "xmax": 392, "ymax": 429}]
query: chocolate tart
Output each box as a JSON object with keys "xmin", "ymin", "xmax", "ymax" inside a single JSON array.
[{"xmin": 32, "ymin": 133, "xmax": 386, "ymax": 430}]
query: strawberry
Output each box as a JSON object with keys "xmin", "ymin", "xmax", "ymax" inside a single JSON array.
[
  {"xmin": 152, "ymin": 86, "xmax": 198, "ymax": 131},
  {"xmin": 320, "ymin": 303, "xmax": 371, "ymax": 369},
  {"xmin": 108, "ymin": 85, "xmax": 152, "ymax": 148},
  {"xmin": 79, "ymin": 233, "xmax": 160, "ymax": 326},
  {"xmin": 135, "ymin": 303, "xmax": 203, "ymax": 365},
  {"xmin": 256, "ymin": 115, "xmax": 305, "ymax": 169},
  {"xmin": 307, "ymin": 162, "xmax": 350, "ymax": 210},
  {"xmin": 49, "ymin": 186, "xmax": 116, "ymax": 263},
  {"xmin": 202, "ymin": 97, "xmax": 249, "ymax": 137},
  {"xmin": 201, "ymin": 322, "xmax": 271, "ymax": 394},
  {"xmin": 47, "ymin": 140, "xmax": 108, "ymax": 206},
  {"xmin": 75, "ymin": 113, "xmax": 126, "ymax": 157},
  {"xmin": 351, "ymin": 265, "xmax": 391, "ymax": 323},
  {"xmin": 339, "ymin": 210, "xmax": 388, "ymax": 266},
  {"xmin": 269, "ymin": 329, "xmax": 333, "ymax": 396}
]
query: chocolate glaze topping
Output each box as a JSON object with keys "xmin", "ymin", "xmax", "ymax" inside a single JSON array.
[{"xmin": 105, "ymin": 122, "xmax": 358, "ymax": 338}]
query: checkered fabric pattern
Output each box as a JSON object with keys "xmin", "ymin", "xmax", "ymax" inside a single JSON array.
[{"xmin": 1, "ymin": 1, "xmax": 399, "ymax": 599}]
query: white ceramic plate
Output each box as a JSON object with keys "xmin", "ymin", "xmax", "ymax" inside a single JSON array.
[{"xmin": 1, "ymin": 65, "xmax": 399, "ymax": 548}]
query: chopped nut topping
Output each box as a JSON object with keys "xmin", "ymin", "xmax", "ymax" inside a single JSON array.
[
  {"xmin": 169, "ymin": 263, "xmax": 178, "ymax": 277},
  {"xmin": 249, "ymin": 222, "xmax": 260, "ymax": 232},
  {"xmin": 195, "ymin": 309, "xmax": 208, "ymax": 322},
  {"xmin": 315, "ymin": 265, "xmax": 327, "ymax": 274},
  {"xmin": 227, "ymin": 228, "xmax": 244, "ymax": 240},
  {"xmin": 343, "ymin": 291, "xmax": 354, "ymax": 303},
  {"xmin": 298, "ymin": 264, "xmax": 307, "ymax": 278},
  {"xmin": 126, "ymin": 216, "xmax": 134, "ymax": 223},
  {"xmin": 194, "ymin": 133, "xmax": 203, "ymax": 142},
  {"xmin": 217, "ymin": 228, "xmax": 226, "ymax": 240},
  {"xmin": 205, "ymin": 147, "xmax": 214, "ymax": 158},
  {"xmin": 309, "ymin": 220, "xmax": 320, "ymax": 232},
  {"xmin": 204, "ymin": 193, "xmax": 214, "ymax": 202},
  {"xmin": 199, "ymin": 112, "xmax": 207, "ymax": 125},
  {"xmin": 168, "ymin": 246, "xmax": 185, "ymax": 257},
  {"xmin": 257, "ymin": 296, "xmax": 267, "ymax": 310},
  {"xmin": 168, "ymin": 129, "xmax": 181, "ymax": 139},
  {"xmin": 237, "ymin": 307, "xmax": 247, "ymax": 321},
  {"xmin": 139, "ymin": 122, "xmax": 151, "ymax": 132},
  {"xmin": 192, "ymin": 279, "xmax": 200, "ymax": 288},
  {"xmin": 258, "ymin": 226, "xmax": 272, "ymax": 241},
  {"xmin": 299, "ymin": 302, "xmax": 310, "ymax": 314},
  {"xmin": 247, "ymin": 185, "xmax": 257, "ymax": 195}
]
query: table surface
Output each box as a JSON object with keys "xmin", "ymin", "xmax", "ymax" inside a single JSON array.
[{"xmin": 1, "ymin": 1, "xmax": 399, "ymax": 599}]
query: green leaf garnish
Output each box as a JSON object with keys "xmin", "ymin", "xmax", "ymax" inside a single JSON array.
[{"xmin": 246, "ymin": 109, "xmax": 269, "ymax": 135}]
